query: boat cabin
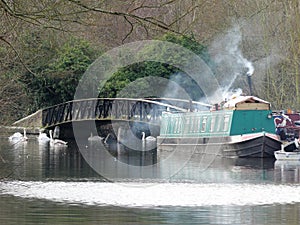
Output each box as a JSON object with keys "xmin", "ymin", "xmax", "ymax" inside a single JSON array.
[
  {"xmin": 159, "ymin": 96, "xmax": 276, "ymax": 138},
  {"xmin": 222, "ymin": 96, "xmax": 270, "ymax": 110}
]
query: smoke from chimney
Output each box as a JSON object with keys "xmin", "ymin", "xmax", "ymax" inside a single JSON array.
[{"xmin": 209, "ymin": 24, "xmax": 255, "ymax": 98}]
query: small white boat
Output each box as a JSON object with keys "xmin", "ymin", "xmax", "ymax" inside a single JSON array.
[
  {"xmin": 274, "ymin": 150, "xmax": 300, "ymax": 160},
  {"xmin": 275, "ymin": 138, "xmax": 300, "ymax": 160}
]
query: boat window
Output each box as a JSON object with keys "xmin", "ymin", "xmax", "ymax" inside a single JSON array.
[
  {"xmin": 223, "ymin": 115, "xmax": 230, "ymax": 131},
  {"xmin": 191, "ymin": 116, "xmax": 199, "ymax": 133},
  {"xmin": 195, "ymin": 117, "xmax": 201, "ymax": 133},
  {"xmin": 172, "ymin": 117, "xmax": 176, "ymax": 133},
  {"xmin": 210, "ymin": 116, "xmax": 216, "ymax": 132},
  {"xmin": 216, "ymin": 115, "xmax": 222, "ymax": 132},
  {"xmin": 175, "ymin": 117, "xmax": 182, "ymax": 134},
  {"xmin": 162, "ymin": 119, "xmax": 168, "ymax": 134},
  {"xmin": 190, "ymin": 117, "xmax": 195, "ymax": 133},
  {"xmin": 201, "ymin": 116, "xmax": 208, "ymax": 132},
  {"xmin": 166, "ymin": 118, "xmax": 174, "ymax": 133},
  {"xmin": 184, "ymin": 116, "xmax": 190, "ymax": 133}
]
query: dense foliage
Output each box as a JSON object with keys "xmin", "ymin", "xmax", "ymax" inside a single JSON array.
[
  {"xmin": 19, "ymin": 34, "xmax": 100, "ymax": 111},
  {"xmin": 99, "ymin": 34, "xmax": 210, "ymax": 100}
]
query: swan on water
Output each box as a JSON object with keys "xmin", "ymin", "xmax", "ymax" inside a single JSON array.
[
  {"xmin": 38, "ymin": 130, "xmax": 50, "ymax": 143},
  {"xmin": 8, "ymin": 128, "xmax": 28, "ymax": 143},
  {"xmin": 141, "ymin": 132, "xmax": 156, "ymax": 142},
  {"xmin": 88, "ymin": 132, "xmax": 103, "ymax": 142},
  {"xmin": 49, "ymin": 130, "xmax": 67, "ymax": 147},
  {"xmin": 141, "ymin": 132, "xmax": 157, "ymax": 151}
]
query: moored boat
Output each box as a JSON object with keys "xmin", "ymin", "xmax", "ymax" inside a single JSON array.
[
  {"xmin": 274, "ymin": 150, "xmax": 300, "ymax": 161},
  {"xmin": 274, "ymin": 138, "xmax": 300, "ymax": 161},
  {"xmin": 157, "ymin": 96, "xmax": 282, "ymax": 158}
]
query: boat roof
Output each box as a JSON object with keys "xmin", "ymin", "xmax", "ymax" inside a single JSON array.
[{"xmin": 223, "ymin": 96, "xmax": 270, "ymax": 110}]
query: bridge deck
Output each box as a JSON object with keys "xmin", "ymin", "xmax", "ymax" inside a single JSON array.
[
  {"xmin": 12, "ymin": 98, "xmax": 211, "ymax": 133},
  {"xmin": 41, "ymin": 98, "xmax": 211, "ymax": 128}
]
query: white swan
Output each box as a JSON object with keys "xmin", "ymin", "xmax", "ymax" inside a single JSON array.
[
  {"xmin": 9, "ymin": 132, "xmax": 23, "ymax": 141},
  {"xmin": 141, "ymin": 132, "xmax": 156, "ymax": 151},
  {"xmin": 49, "ymin": 130, "xmax": 67, "ymax": 147},
  {"xmin": 9, "ymin": 128, "xmax": 28, "ymax": 143},
  {"xmin": 38, "ymin": 130, "xmax": 50, "ymax": 143},
  {"xmin": 142, "ymin": 132, "xmax": 156, "ymax": 142},
  {"xmin": 88, "ymin": 132, "xmax": 103, "ymax": 142}
]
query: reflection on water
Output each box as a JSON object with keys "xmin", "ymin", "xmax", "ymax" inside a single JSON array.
[
  {"xmin": 1, "ymin": 137, "xmax": 102, "ymax": 181},
  {"xmin": 274, "ymin": 160, "xmax": 300, "ymax": 183},
  {"xmin": 1, "ymin": 135, "xmax": 300, "ymax": 224}
]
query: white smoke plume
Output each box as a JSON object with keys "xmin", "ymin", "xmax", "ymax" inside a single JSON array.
[{"xmin": 209, "ymin": 24, "xmax": 254, "ymax": 100}]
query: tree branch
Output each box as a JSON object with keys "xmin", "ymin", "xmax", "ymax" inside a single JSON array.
[
  {"xmin": 0, "ymin": 36, "xmax": 36, "ymax": 76},
  {"xmin": 67, "ymin": 0, "xmax": 181, "ymax": 35},
  {"xmin": 128, "ymin": 0, "xmax": 177, "ymax": 13},
  {"xmin": 122, "ymin": 15, "xmax": 134, "ymax": 43}
]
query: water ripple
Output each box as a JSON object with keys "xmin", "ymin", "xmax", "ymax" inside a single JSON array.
[{"xmin": 1, "ymin": 181, "xmax": 300, "ymax": 208}]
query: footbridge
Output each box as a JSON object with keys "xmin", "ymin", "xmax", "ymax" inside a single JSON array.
[
  {"xmin": 13, "ymin": 98, "xmax": 211, "ymax": 139},
  {"xmin": 42, "ymin": 97, "xmax": 211, "ymax": 127}
]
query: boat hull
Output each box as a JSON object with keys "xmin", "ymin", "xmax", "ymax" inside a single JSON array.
[
  {"xmin": 274, "ymin": 150, "xmax": 300, "ymax": 160},
  {"xmin": 157, "ymin": 132, "xmax": 281, "ymax": 158}
]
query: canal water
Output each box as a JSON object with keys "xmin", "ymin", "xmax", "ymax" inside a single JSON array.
[{"xmin": 1, "ymin": 134, "xmax": 300, "ymax": 224}]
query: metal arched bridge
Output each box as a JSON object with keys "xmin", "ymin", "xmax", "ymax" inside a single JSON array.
[{"xmin": 41, "ymin": 97, "xmax": 211, "ymax": 128}]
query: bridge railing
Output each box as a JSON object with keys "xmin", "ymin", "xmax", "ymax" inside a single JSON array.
[{"xmin": 42, "ymin": 98, "xmax": 206, "ymax": 128}]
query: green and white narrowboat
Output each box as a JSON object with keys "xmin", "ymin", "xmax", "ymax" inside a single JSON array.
[{"xmin": 157, "ymin": 96, "xmax": 282, "ymax": 158}]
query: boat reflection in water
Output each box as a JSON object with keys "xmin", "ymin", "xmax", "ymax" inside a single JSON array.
[
  {"xmin": 274, "ymin": 160, "xmax": 300, "ymax": 183},
  {"xmin": 80, "ymin": 140, "xmax": 276, "ymax": 183},
  {"xmin": 4, "ymin": 134, "xmax": 278, "ymax": 184}
]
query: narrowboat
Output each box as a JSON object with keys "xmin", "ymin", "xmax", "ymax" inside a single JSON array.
[{"xmin": 157, "ymin": 96, "xmax": 282, "ymax": 158}]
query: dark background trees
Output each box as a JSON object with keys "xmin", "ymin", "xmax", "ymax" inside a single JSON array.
[{"xmin": 98, "ymin": 33, "xmax": 209, "ymax": 100}]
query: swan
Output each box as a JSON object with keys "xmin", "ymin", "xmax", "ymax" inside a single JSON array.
[
  {"xmin": 9, "ymin": 132, "xmax": 23, "ymax": 141},
  {"xmin": 49, "ymin": 130, "xmax": 67, "ymax": 147},
  {"xmin": 142, "ymin": 132, "xmax": 156, "ymax": 142},
  {"xmin": 38, "ymin": 130, "xmax": 50, "ymax": 143},
  {"xmin": 8, "ymin": 128, "xmax": 28, "ymax": 143},
  {"xmin": 88, "ymin": 132, "xmax": 103, "ymax": 142},
  {"xmin": 141, "ymin": 132, "xmax": 156, "ymax": 151}
]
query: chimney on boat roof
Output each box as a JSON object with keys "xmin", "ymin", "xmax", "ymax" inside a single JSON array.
[{"xmin": 247, "ymin": 74, "xmax": 253, "ymax": 96}]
